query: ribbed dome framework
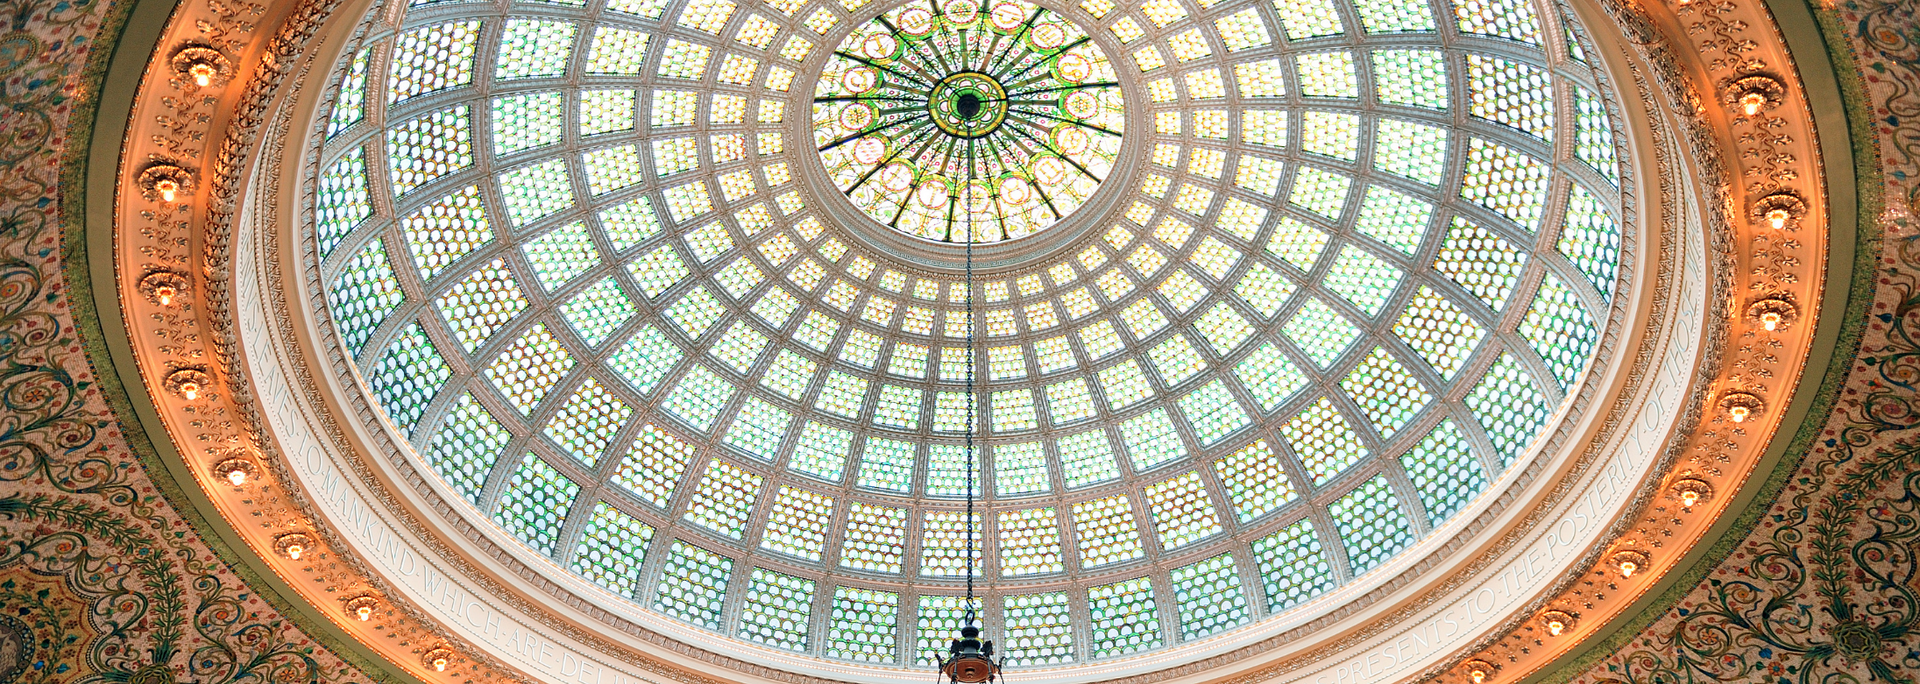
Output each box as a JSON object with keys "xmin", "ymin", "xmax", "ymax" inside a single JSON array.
[{"xmin": 312, "ymin": 0, "xmax": 1627, "ymax": 669}]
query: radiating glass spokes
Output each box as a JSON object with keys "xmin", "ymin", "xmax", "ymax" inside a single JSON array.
[{"xmin": 814, "ymin": 0, "xmax": 1125, "ymax": 244}]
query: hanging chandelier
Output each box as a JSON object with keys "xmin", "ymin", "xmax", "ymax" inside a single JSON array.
[{"xmin": 933, "ymin": 13, "xmax": 1007, "ymax": 679}]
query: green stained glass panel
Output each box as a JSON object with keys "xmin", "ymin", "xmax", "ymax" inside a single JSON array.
[
  {"xmin": 327, "ymin": 238, "xmax": 405, "ymax": 358},
  {"xmin": 423, "ymin": 392, "xmax": 510, "ymax": 504},
  {"xmin": 655, "ymin": 541, "xmax": 733, "ymax": 628},
  {"xmin": 1399, "ymin": 420, "xmax": 1487, "ymax": 524},
  {"xmin": 493, "ymin": 454, "xmax": 579, "ymax": 554},
  {"xmin": 1252, "ymin": 519, "xmax": 1333, "ymax": 611},
  {"xmin": 1464, "ymin": 353, "xmax": 1550, "ymax": 465},
  {"xmin": 571, "ymin": 503, "xmax": 653, "ymax": 597},
  {"xmin": 1331, "ymin": 475, "xmax": 1413, "ymax": 574},
  {"xmin": 1171, "ymin": 553, "xmax": 1249, "ymax": 639}
]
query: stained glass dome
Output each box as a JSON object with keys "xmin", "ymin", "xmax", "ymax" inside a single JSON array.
[{"xmin": 311, "ymin": 0, "xmax": 1626, "ymax": 671}]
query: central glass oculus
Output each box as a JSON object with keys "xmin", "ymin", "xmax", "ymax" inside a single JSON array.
[
  {"xmin": 930, "ymin": 72, "xmax": 1008, "ymax": 137},
  {"xmin": 813, "ymin": 0, "xmax": 1125, "ymax": 244}
]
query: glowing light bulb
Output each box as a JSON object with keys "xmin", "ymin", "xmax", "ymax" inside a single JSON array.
[
  {"xmin": 1471, "ymin": 669, "xmax": 1488, "ymax": 684},
  {"xmin": 190, "ymin": 63, "xmax": 216, "ymax": 87},
  {"xmin": 432, "ymin": 658, "xmax": 449, "ymax": 672},
  {"xmin": 178, "ymin": 381, "xmax": 199, "ymax": 400},
  {"xmin": 225, "ymin": 467, "xmax": 247, "ymax": 487},
  {"xmin": 1739, "ymin": 92, "xmax": 1766, "ymax": 116},
  {"xmin": 356, "ymin": 605, "xmax": 373, "ymax": 621},
  {"xmin": 1766, "ymin": 208, "xmax": 1791, "ymax": 229},
  {"xmin": 1760, "ymin": 311, "xmax": 1781, "ymax": 330},
  {"xmin": 1680, "ymin": 490, "xmax": 1700, "ymax": 508},
  {"xmin": 1619, "ymin": 561, "xmax": 1638, "ymax": 578},
  {"xmin": 286, "ymin": 544, "xmax": 303, "ymax": 560},
  {"xmin": 1547, "ymin": 620, "xmax": 1565, "ymax": 636},
  {"xmin": 1728, "ymin": 405, "xmax": 1751, "ymax": 423},
  {"xmin": 155, "ymin": 178, "xmax": 180, "ymax": 203},
  {"xmin": 153, "ymin": 284, "xmax": 177, "ymax": 306}
]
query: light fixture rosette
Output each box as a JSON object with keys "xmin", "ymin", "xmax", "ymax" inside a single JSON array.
[{"xmin": 812, "ymin": 0, "xmax": 1124, "ymax": 244}]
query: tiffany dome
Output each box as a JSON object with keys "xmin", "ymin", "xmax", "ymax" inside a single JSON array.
[{"xmin": 309, "ymin": 0, "xmax": 1627, "ymax": 676}]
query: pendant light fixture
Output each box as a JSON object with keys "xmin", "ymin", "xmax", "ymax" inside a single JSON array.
[{"xmin": 936, "ymin": 99, "xmax": 1006, "ymax": 684}]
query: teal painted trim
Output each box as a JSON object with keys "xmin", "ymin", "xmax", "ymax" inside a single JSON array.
[
  {"xmin": 1526, "ymin": 0, "xmax": 1882, "ymax": 680},
  {"xmin": 59, "ymin": 1, "xmax": 425, "ymax": 682}
]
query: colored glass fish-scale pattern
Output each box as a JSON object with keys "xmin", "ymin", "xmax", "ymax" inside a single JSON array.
[
  {"xmin": 326, "ymin": 47, "xmax": 371, "ymax": 136},
  {"xmin": 1332, "ymin": 475, "xmax": 1414, "ymax": 574},
  {"xmin": 1281, "ymin": 397, "xmax": 1370, "ymax": 484},
  {"xmin": 1172, "ymin": 553, "xmax": 1250, "ymax": 639},
  {"xmin": 1434, "ymin": 217, "xmax": 1529, "ymax": 311},
  {"xmin": 493, "ymin": 92, "xmax": 564, "ymax": 155},
  {"xmin": 571, "ymin": 503, "xmax": 654, "ymax": 598},
  {"xmin": 1146, "ymin": 471, "xmax": 1224, "ymax": 550},
  {"xmin": 387, "ymin": 106, "xmax": 474, "ymax": 197},
  {"xmin": 1089, "ymin": 578, "xmax": 1162, "ymax": 657},
  {"xmin": 327, "ymin": 238, "xmax": 405, "ymax": 357},
  {"xmin": 493, "ymin": 454, "xmax": 579, "ymax": 554},
  {"xmin": 999, "ymin": 507, "xmax": 1066, "ymax": 576},
  {"xmin": 485, "ymin": 323, "xmax": 576, "ymax": 414},
  {"xmin": 1213, "ymin": 440, "xmax": 1299, "ymax": 522},
  {"xmin": 1521, "ymin": 272, "xmax": 1599, "ymax": 390},
  {"xmin": 1340, "ymin": 347, "xmax": 1433, "ymax": 438},
  {"xmin": 840, "ymin": 502, "xmax": 907, "ymax": 573},
  {"xmin": 367, "ymin": 323, "xmax": 450, "ymax": 436},
  {"xmin": 558, "ymin": 278, "xmax": 637, "ymax": 348},
  {"xmin": 1559, "ymin": 184, "xmax": 1623, "ymax": 298},
  {"xmin": 611, "ymin": 424, "xmax": 696, "ymax": 509},
  {"xmin": 315, "ymin": 149, "xmax": 372, "ymax": 257},
  {"xmin": 1400, "ymin": 420, "xmax": 1488, "ymax": 524},
  {"xmin": 1464, "ymin": 353, "xmax": 1551, "ymax": 464},
  {"xmin": 542, "ymin": 378, "xmax": 631, "ymax": 467},
  {"xmin": 684, "ymin": 459, "xmax": 763, "ymax": 538},
  {"xmin": 761, "ymin": 486, "xmax": 833, "ymax": 560},
  {"xmin": 402, "ymin": 185, "xmax": 491, "ymax": 281},
  {"xmin": 387, "ymin": 21, "xmax": 481, "ymax": 103},
  {"xmin": 826, "ymin": 587, "xmax": 897, "ymax": 661},
  {"xmin": 1253, "ymin": 519, "xmax": 1334, "ymax": 611},
  {"xmin": 1005, "ymin": 592, "xmax": 1074, "ymax": 664},
  {"xmin": 654, "ymin": 541, "xmax": 733, "ymax": 628},
  {"xmin": 436, "ymin": 258, "xmax": 528, "ymax": 352},
  {"xmin": 739, "ymin": 569, "xmax": 813, "ymax": 651},
  {"xmin": 423, "ymin": 393, "xmax": 511, "ymax": 504}
]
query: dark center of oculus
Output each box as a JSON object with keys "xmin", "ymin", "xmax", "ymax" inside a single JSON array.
[
  {"xmin": 927, "ymin": 72, "xmax": 1007, "ymax": 138},
  {"xmin": 958, "ymin": 93, "xmax": 983, "ymax": 119}
]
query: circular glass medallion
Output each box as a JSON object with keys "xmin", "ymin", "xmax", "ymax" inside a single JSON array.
[{"xmin": 813, "ymin": 0, "xmax": 1125, "ymax": 244}]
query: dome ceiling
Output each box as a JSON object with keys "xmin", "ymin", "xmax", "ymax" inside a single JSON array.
[{"xmin": 311, "ymin": 0, "xmax": 1626, "ymax": 670}]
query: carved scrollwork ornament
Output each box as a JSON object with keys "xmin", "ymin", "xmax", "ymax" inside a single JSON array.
[
  {"xmin": 169, "ymin": 43, "xmax": 232, "ymax": 87},
  {"xmin": 136, "ymin": 163, "xmax": 193, "ymax": 203},
  {"xmin": 1669, "ymin": 477, "xmax": 1715, "ymax": 509},
  {"xmin": 273, "ymin": 532, "xmax": 313, "ymax": 560},
  {"xmin": 163, "ymin": 366, "xmax": 212, "ymax": 401},
  {"xmin": 1725, "ymin": 74, "xmax": 1786, "ymax": 117},
  {"xmin": 421, "ymin": 647, "xmax": 457, "ymax": 672},
  {"xmin": 344, "ymin": 595, "xmax": 381, "ymax": 622},
  {"xmin": 1538, "ymin": 610, "xmax": 1577, "ymax": 637},
  {"xmin": 1718, "ymin": 391, "xmax": 1765, "ymax": 423},
  {"xmin": 1753, "ymin": 192, "xmax": 1808, "ymax": 230},
  {"xmin": 1462, "ymin": 659, "xmax": 1499, "ymax": 683},
  {"xmin": 137, "ymin": 269, "xmax": 190, "ymax": 306},
  {"xmin": 211, "ymin": 457, "xmax": 256, "ymax": 487},
  {"xmin": 1746, "ymin": 296, "xmax": 1798, "ymax": 331},
  {"xmin": 1610, "ymin": 549, "xmax": 1652, "ymax": 578}
]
